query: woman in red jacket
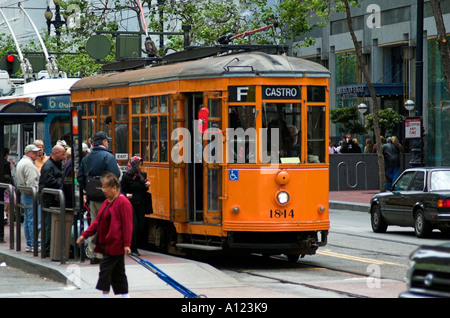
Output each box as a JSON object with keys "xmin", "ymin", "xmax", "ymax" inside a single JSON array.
[{"xmin": 77, "ymin": 172, "xmax": 133, "ymax": 298}]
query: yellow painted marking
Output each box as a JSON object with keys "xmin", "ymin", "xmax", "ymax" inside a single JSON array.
[{"xmin": 317, "ymin": 250, "xmax": 406, "ymax": 267}]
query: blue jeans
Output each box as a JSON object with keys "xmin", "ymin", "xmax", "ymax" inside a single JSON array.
[
  {"xmin": 22, "ymin": 194, "xmax": 41, "ymax": 247},
  {"xmin": 386, "ymin": 166, "xmax": 400, "ymax": 185}
]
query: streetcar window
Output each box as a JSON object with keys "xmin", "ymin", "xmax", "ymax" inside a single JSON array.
[
  {"xmin": 160, "ymin": 95, "xmax": 167, "ymax": 113},
  {"xmin": 262, "ymin": 103, "xmax": 301, "ymax": 163},
  {"xmin": 114, "ymin": 101, "xmax": 128, "ymax": 154},
  {"xmin": 228, "ymin": 106, "xmax": 256, "ymax": 163},
  {"xmin": 87, "ymin": 102, "xmax": 95, "ymax": 116},
  {"xmin": 307, "ymin": 86, "xmax": 326, "ymax": 103},
  {"xmin": 159, "ymin": 116, "xmax": 168, "ymax": 162},
  {"xmin": 307, "ymin": 106, "xmax": 326, "ymax": 163},
  {"xmin": 150, "ymin": 116, "xmax": 158, "ymax": 162},
  {"xmin": 132, "ymin": 116, "xmax": 139, "ymax": 156},
  {"xmin": 150, "ymin": 96, "xmax": 158, "ymax": 113},
  {"xmin": 208, "ymin": 98, "xmax": 221, "ymax": 118},
  {"xmin": 207, "ymin": 168, "xmax": 221, "ymax": 211},
  {"xmin": 141, "ymin": 117, "xmax": 149, "ymax": 161}
]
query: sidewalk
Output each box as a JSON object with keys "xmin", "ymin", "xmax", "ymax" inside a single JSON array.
[
  {"xmin": 0, "ymin": 190, "xmax": 376, "ymax": 298},
  {"xmin": 329, "ymin": 190, "xmax": 375, "ymax": 212}
]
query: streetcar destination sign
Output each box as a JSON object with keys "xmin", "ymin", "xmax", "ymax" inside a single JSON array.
[
  {"xmin": 228, "ymin": 85, "xmax": 301, "ymax": 102},
  {"xmin": 262, "ymin": 86, "xmax": 301, "ymax": 100}
]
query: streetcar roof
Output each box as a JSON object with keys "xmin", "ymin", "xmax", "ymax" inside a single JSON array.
[{"xmin": 71, "ymin": 52, "xmax": 330, "ymax": 92}]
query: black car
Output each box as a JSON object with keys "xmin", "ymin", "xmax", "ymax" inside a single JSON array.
[
  {"xmin": 370, "ymin": 167, "xmax": 450, "ymax": 238},
  {"xmin": 400, "ymin": 242, "xmax": 450, "ymax": 298}
]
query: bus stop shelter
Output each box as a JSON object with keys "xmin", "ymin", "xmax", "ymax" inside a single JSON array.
[{"xmin": 0, "ymin": 101, "xmax": 47, "ymax": 181}]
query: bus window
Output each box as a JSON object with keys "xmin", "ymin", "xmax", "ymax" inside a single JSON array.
[
  {"xmin": 307, "ymin": 106, "xmax": 326, "ymax": 163},
  {"xmin": 262, "ymin": 103, "xmax": 301, "ymax": 163},
  {"xmin": 228, "ymin": 106, "xmax": 256, "ymax": 163}
]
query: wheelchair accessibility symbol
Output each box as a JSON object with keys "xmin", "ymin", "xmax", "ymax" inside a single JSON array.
[{"xmin": 228, "ymin": 169, "xmax": 239, "ymax": 181}]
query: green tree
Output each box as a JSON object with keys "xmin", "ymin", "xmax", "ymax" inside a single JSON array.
[
  {"xmin": 330, "ymin": 106, "xmax": 366, "ymax": 135},
  {"xmin": 365, "ymin": 108, "xmax": 403, "ymax": 137}
]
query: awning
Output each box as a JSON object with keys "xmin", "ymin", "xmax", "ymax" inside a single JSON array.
[
  {"xmin": 0, "ymin": 101, "xmax": 47, "ymax": 125},
  {"xmin": 337, "ymin": 83, "xmax": 406, "ymax": 99}
]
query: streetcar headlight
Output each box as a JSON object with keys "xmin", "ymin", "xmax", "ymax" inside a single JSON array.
[{"xmin": 276, "ymin": 191, "xmax": 290, "ymax": 205}]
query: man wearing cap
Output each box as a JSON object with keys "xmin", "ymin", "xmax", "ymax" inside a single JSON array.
[
  {"xmin": 78, "ymin": 131, "xmax": 120, "ymax": 263},
  {"xmin": 16, "ymin": 144, "xmax": 41, "ymax": 252}
]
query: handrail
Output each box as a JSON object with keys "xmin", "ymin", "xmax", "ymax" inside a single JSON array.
[
  {"xmin": 16, "ymin": 186, "xmax": 39, "ymax": 256},
  {"xmin": 40, "ymin": 188, "xmax": 67, "ymax": 264},
  {"xmin": 0, "ymin": 182, "xmax": 15, "ymax": 250}
]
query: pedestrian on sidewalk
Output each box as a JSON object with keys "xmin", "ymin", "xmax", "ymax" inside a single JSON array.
[
  {"xmin": 0, "ymin": 148, "xmax": 13, "ymax": 243},
  {"xmin": 76, "ymin": 172, "xmax": 133, "ymax": 298},
  {"xmin": 16, "ymin": 144, "xmax": 41, "ymax": 252},
  {"xmin": 39, "ymin": 145, "xmax": 66, "ymax": 257},
  {"xmin": 78, "ymin": 131, "xmax": 120, "ymax": 264},
  {"xmin": 120, "ymin": 156, "xmax": 151, "ymax": 255},
  {"xmin": 383, "ymin": 137, "xmax": 401, "ymax": 186}
]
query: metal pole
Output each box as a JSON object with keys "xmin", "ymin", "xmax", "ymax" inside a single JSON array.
[
  {"xmin": 416, "ymin": 0, "xmax": 424, "ymax": 166},
  {"xmin": 0, "ymin": 183, "xmax": 15, "ymax": 250}
]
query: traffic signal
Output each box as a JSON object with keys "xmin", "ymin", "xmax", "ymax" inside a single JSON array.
[{"xmin": 0, "ymin": 54, "xmax": 20, "ymax": 75}]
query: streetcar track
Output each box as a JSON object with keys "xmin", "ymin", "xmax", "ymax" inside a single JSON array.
[
  {"xmin": 232, "ymin": 269, "xmax": 369, "ymax": 298},
  {"xmin": 330, "ymin": 230, "xmax": 424, "ymax": 247},
  {"xmin": 326, "ymin": 243, "xmax": 412, "ymax": 260}
]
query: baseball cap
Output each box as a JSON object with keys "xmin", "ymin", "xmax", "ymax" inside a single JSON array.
[
  {"xmin": 93, "ymin": 131, "xmax": 111, "ymax": 142},
  {"xmin": 24, "ymin": 144, "xmax": 40, "ymax": 153}
]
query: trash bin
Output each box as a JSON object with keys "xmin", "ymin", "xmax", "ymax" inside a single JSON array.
[{"xmin": 50, "ymin": 209, "xmax": 73, "ymax": 261}]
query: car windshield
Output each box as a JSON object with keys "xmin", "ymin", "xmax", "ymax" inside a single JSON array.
[{"xmin": 430, "ymin": 170, "xmax": 450, "ymax": 191}]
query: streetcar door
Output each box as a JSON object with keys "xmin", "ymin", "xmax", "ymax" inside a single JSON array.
[
  {"xmin": 202, "ymin": 92, "xmax": 223, "ymax": 224},
  {"xmin": 109, "ymin": 99, "xmax": 129, "ymax": 166},
  {"xmin": 186, "ymin": 92, "xmax": 223, "ymax": 224},
  {"xmin": 186, "ymin": 93, "xmax": 204, "ymax": 222},
  {"xmin": 170, "ymin": 94, "xmax": 188, "ymax": 223}
]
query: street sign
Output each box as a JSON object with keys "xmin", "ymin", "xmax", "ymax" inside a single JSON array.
[{"xmin": 404, "ymin": 117, "xmax": 422, "ymax": 139}]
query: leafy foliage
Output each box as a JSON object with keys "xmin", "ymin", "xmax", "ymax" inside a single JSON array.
[
  {"xmin": 365, "ymin": 108, "xmax": 403, "ymax": 136},
  {"xmin": 330, "ymin": 106, "xmax": 366, "ymax": 135}
]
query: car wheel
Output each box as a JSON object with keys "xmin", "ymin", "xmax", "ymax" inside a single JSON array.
[
  {"xmin": 371, "ymin": 204, "xmax": 387, "ymax": 233},
  {"xmin": 414, "ymin": 209, "xmax": 432, "ymax": 238}
]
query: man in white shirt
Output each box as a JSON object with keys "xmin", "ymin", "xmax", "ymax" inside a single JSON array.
[{"xmin": 16, "ymin": 144, "xmax": 41, "ymax": 252}]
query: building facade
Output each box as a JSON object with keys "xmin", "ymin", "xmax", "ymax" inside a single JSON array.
[{"xmin": 293, "ymin": 0, "xmax": 450, "ymax": 166}]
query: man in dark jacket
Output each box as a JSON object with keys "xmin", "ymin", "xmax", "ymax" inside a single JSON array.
[
  {"xmin": 383, "ymin": 137, "xmax": 400, "ymax": 185},
  {"xmin": 78, "ymin": 131, "xmax": 120, "ymax": 263},
  {"xmin": 340, "ymin": 133, "xmax": 360, "ymax": 153},
  {"xmin": 39, "ymin": 145, "xmax": 66, "ymax": 256}
]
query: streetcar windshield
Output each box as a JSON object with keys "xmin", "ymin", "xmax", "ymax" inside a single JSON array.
[
  {"xmin": 228, "ymin": 106, "xmax": 256, "ymax": 163},
  {"xmin": 262, "ymin": 103, "xmax": 301, "ymax": 163}
]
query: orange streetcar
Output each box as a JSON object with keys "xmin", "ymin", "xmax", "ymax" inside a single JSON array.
[{"xmin": 71, "ymin": 50, "xmax": 330, "ymax": 261}]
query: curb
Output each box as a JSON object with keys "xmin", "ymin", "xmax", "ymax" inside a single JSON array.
[
  {"xmin": 329, "ymin": 201, "xmax": 370, "ymax": 213},
  {"xmin": 0, "ymin": 249, "xmax": 69, "ymax": 284}
]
